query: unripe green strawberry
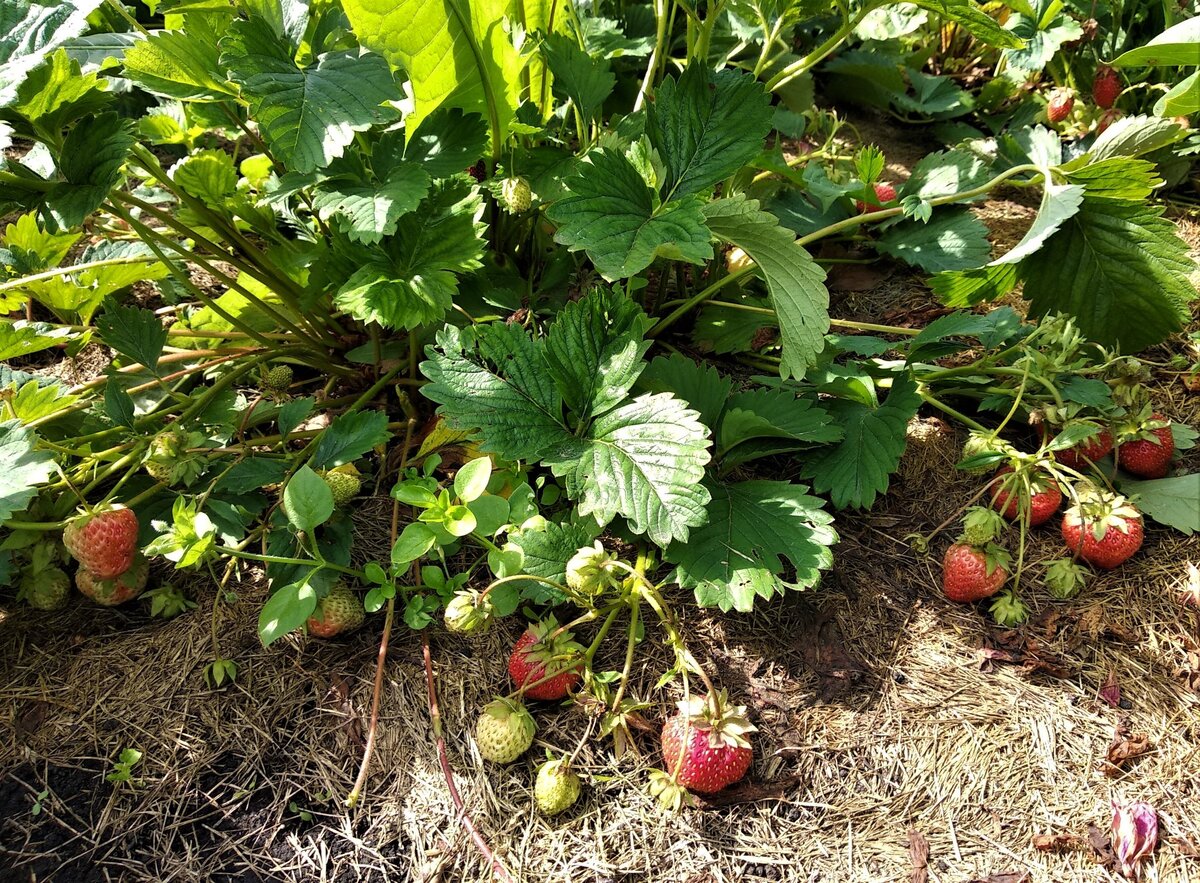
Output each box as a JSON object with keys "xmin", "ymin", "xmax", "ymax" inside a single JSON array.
[
  {"xmin": 261, "ymin": 365, "xmax": 293, "ymax": 392},
  {"xmin": 500, "ymin": 176, "xmax": 532, "ymax": 213},
  {"xmin": 1044, "ymin": 558, "xmax": 1089, "ymax": 599},
  {"xmin": 444, "ymin": 589, "xmax": 495, "ymax": 634},
  {"xmin": 20, "ymin": 566, "xmax": 70, "ymax": 610},
  {"xmin": 144, "ymin": 427, "xmax": 188, "ymax": 485},
  {"xmin": 322, "ymin": 471, "xmax": 361, "ymax": 507},
  {"xmin": 77, "ymin": 555, "xmax": 150, "ymax": 606},
  {"xmin": 475, "ymin": 698, "xmax": 535, "ymax": 763},
  {"xmin": 534, "ymin": 759, "xmax": 582, "ymax": 815},
  {"xmin": 306, "ymin": 582, "xmax": 364, "ymax": 638}
]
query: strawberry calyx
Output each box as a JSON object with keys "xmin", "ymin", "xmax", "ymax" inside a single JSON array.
[
  {"xmin": 1066, "ymin": 487, "xmax": 1141, "ymax": 543},
  {"xmin": 522, "ymin": 616, "xmax": 586, "ymax": 671},
  {"xmin": 675, "ymin": 689, "xmax": 756, "ymax": 751},
  {"xmin": 961, "ymin": 506, "xmax": 1006, "ymax": 546}
]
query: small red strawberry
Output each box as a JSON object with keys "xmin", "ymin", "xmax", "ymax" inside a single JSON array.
[
  {"xmin": 989, "ymin": 466, "xmax": 1062, "ymax": 526},
  {"xmin": 63, "ymin": 506, "xmax": 139, "ymax": 579},
  {"xmin": 76, "ymin": 555, "xmax": 149, "ymax": 606},
  {"xmin": 1092, "ymin": 66, "xmax": 1121, "ymax": 110},
  {"xmin": 1047, "ymin": 88, "xmax": 1075, "ymax": 123},
  {"xmin": 856, "ymin": 181, "xmax": 897, "ymax": 213},
  {"xmin": 1061, "ymin": 489, "xmax": 1143, "ymax": 570},
  {"xmin": 660, "ymin": 691, "xmax": 755, "ymax": 794},
  {"xmin": 508, "ymin": 617, "xmax": 584, "ymax": 701},
  {"xmin": 306, "ymin": 582, "xmax": 364, "ymax": 638},
  {"xmin": 942, "ymin": 541, "xmax": 1011, "ymax": 603},
  {"xmin": 1117, "ymin": 413, "xmax": 1174, "ymax": 478},
  {"xmin": 1045, "ymin": 423, "xmax": 1114, "ymax": 470}
]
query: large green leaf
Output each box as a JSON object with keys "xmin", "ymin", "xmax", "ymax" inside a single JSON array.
[
  {"xmin": 637, "ymin": 353, "xmax": 732, "ymax": 432},
  {"xmin": 876, "ymin": 208, "xmax": 992, "ymax": 273},
  {"xmin": 542, "ymin": 32, "xmax": 615, "ymax": 123},
  {"xmin": 1111, "ymin": 17, "xmax": 1200, "ymax": 66},
  {"xmin": 718, "ymin": 388, "xmax": 841, "ymax": 467},
  {"xmin": 1000, "ymin": 13, "xmax": 1080, "ymax": 72},
  {"xmin": 988, "ymin": 180, "xmax": 1083, "ymax": 266},
  {"xmin": 221, "ymin": 16, "xmax": 398, "ymax": 173},
  {"xmin": 121, "ymin": 21, "xmax": 236, "ymax": 101},
  {"xmin": 546, "ymin": 148, "xmax": 713, "ymax": 280},
  {"xmin": 0, "ymin": 320, "xmax": 74, "ymax": 361},
  {"xmin": 310, "ymin": 410, "xmax": 392, "ymax": 469},
  {"xmin": 900, "ymin": 148, "xmax": 991, "ymax": 200},
  {"xmin": 666, "ymin": 479, "xmax": 837, "ymax": 612},
  {"xmin": 310, "ymin": 160, "xmax": 431, "ymax": 244},
  {"xmin": 342, "ymin": 0, "xmax": 522, "ymax": 141},
  {"xmin": 801, "ymin": 375, "xmax": 922, "ymax": 509},
  {"xmin": 702, "ymin": 195, "xmax": 828, "ymax": 380},
  {"xmin": 334, "ymin": 180, "xmax": 485, "ymax": 329},
  {"xmin": 0, "ymin": 0, "xmax": 104, "ymax": 106},
  {"xmin": 549, "ymin": 392, "xmax": 711, "ymax": 546},
  {"xmin": 1120, "ymin": 474, "xmax": 1200, "ymax": 535},
  {"xmin": 508, "ymin": 519, "xmax": 600, "ymax": 604},
  {"xmin": 421, "ymin": 323, "xmax": 569, "ymax": 461},
  {"xmin": 44, "ymin": 113, "xmax": 134, "ymax": 231},
  {"xmin": 646, "ymin": 63, "xmax": 773, "ymax": 202},
  {"xmin": 0, "ymin": 420, "xmax": 55, "ymax": 526},
  {"xmin": 1021, "ymin": 178, "xmax": 1194, "ymax": 350},
  {"xmin": 543, "ymin": 287, "xmax": 652, "ymax": 422},
  {"xmin": 399, "ymin": 108, "xmax": 489, "ymax": 178},
  {"xmin": 908, "ymin": 0, "xmax": 1022, "ymax": 48},
  {"xmin": 4, "ymin": 49, "xmax": 110, "ymax": 138}
]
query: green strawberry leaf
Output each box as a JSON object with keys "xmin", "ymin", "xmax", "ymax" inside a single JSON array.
[
  {"xmin": 122, "ymin": 19, "xmax": 236, "ymax": 101},
  {"xmin": 6, "ymin": 49, "xmax": 111, "ymax": 139},
  {"xmin": 909, "ymin": 0, "xmax": 1023, "ymax": 48},
  {"xmin": 216, "ymin": 458, "xmax": 290, "ymax": 495},
  {"xmin": 0, "ymin": 0, "xmax": 104, "ymax": 106},
  {"xmin": 546, "ymin": 148, "xmax": 713, "ymax": 280},
  {"xmin": 310, "ymin": 409, "xmax": 391, "ymax": 469},
  {"xmin": 333, "ymin": 179, "xmax": 485, "ymax": 329},
  {"xmin": 702, "ymin": 195, "xmax": 829, "ymax": 380},
  {"xmin": 95, "ymin": 298, "xmax": 168, "ymax": 374},
  {"xmin": 341, "ymin": 0, "xmax": 521, "ymax": 141},
  {"xmin": 43, "ymin": 113, "xmax": 134, "ymax": 231},
  {"xmin": 1119, "ymin": 473, "xmax": 1200, "ymax": 535},
  {"xmin": 718, "ymin": 388, "xmax": 842, "ymax": 468},
  {"xmin": 646, "ymin": 62, "xmax": 773, "ymax": 202},
  {"xmin": 543, "ymin": 286, "xmax": 653, "ymax": 422},
  {"xmin": 509, "ymin": 520, "xmax": 600, "ymax": 604},
  {"xmin": 0, "ymin": 321, "xmax": 74, "ymax": 361},
  {"xmin": 548, "ymin": 392, "xmax": 712, "ymax": 546},
  {"xmin": 801, "ymin": 374, "xmax": 923, "ymax": 509},
  {"xmin": 397, "ymin": 107, "xmax": 489, "ymax": 179},
  {"xmin": 875, "ymin": 208, "xmax": 992, "ymax": 273},
  {"xmin": 421, "ymin": 323, "xmax": 570, "ymax": 462},
  {"xmin": 542, "ymin": 32, "xmax": 615, "ymax": 123},
  {"xmin": 666, "ymin": 479, "xmax": 837, "ymax": 612},
  {"xmin": 637, "ymin": 353, "xmax": 733, "ymax": 432},
  {"xmin": 310, "ymin": 159, "xmax": 431, "ymax": 245},
  {"xmin": 0, "ymin": 420, "xmax": 55, "ymax": 526},
  {"xmin": 220, "ymin": 15, "xmax": 398, "ymax": 173},
  {"xmin": 258, "ymin": 580, "xmax": 318, "ymax": 646},
  {"xmin": 283, "ymin": 465, "xmax": 335, "ymax": 533},
  {"xmin": 899, "ymin": 149, "xmax": 992, "ymax": 201}
]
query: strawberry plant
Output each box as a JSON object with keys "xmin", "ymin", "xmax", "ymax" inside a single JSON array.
[{"xmin": 0, "ymin": 0, "xmax": 1196, "ymax": 854}]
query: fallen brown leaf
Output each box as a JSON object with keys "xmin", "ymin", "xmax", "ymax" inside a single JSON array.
[
  {"xmin": 697, "ymin": 775, "xmax": 805, "ymax": 808},
  {"xmin": 1103, "ymin": 720, "xmax": 1151, "ymax": 776},
  {"xmin": 1087, "ymin": 823, "xmax": 1117, "ymax": 867},
  {"xmin": 909, "ymin": 829, "xmax": 929, "ymax": 883},
  {"xmin": 967, "ymin": 872, "xmax": 1031, "ymax": 883},
  {"xmin": 1032, "ymin": 832, "xmax": 1079, "ymax": 852}
]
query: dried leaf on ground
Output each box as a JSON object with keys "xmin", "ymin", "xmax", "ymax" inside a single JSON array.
[
  {"xmin": 1088, "ymin": 823, "xmax": 1118, "ymax": 867},
  {"xmin": 967, "ymin": 872, "xmax": 1031, "ymax": 883},
  {"xmin": 1103, "ymin": 720, "xmax": 1151, "ymax": 775},
  {"xmin": 698, "ymin": 775, "xmax": 805, "ymax": 808},
  {"xmin": 1032, "ymin": 832, "xmax": 1080, "ymax": 852},
  {"xmin": 1099, "ymin": 670, "xmax": 1122, "ymax": 707},
  {"xmin": 793, "ymin": 607, "xmax": 867, "ymax": 700},
  {"xmin": 908, "ymin": 829, "xmax": 929, "ymax": 883},
  {"xmin": 978, "ymin": 629, "xmax": 1071, "ymax": 678}
]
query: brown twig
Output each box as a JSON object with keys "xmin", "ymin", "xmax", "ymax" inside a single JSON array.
[{"xmin": 423, "ymin": 632, "xmax": 514, "ymax": 883}]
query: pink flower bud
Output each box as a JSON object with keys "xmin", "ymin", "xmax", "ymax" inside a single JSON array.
[{"xmin": 1111, "ymin": 799, "xmax": 1158, "ymax": 878}]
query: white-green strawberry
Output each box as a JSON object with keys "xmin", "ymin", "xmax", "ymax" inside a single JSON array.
[
  {"xmin": 20, "ymin": 566, "xmax": 70, "ymax": 610},
  {"xmin": 305, "ymin": 583, "xmax": 364, "ymax": 638},
  {"xmin": 475, "ymin": 698, "xmax": 535, "ymax": 763},
  {"xmin": 500, "ymin": 177, "xmax": 532, "ymax": 213},
  {"xmin": 322, "ymin": 471, "xmax": 361, "ymax": 507},
  {"xmin": 534, "ymin": 759, "xmax": 581, "ymax": 815}
]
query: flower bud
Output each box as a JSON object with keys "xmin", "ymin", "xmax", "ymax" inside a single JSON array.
[
  {"xmin": 1111, "ymin": 799, "xmax": 1157, "ymax": 879},
  {"xmin": 565, "ymin": 541, "xmax": 620, "ymax": 595},
  {"xmin": 444, "ymin": 590, "xmax": 495, "ymax": 635}
]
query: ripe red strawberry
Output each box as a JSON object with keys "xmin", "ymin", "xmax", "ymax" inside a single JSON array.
[
  {"xmin": 1047, "ymin": 88, "xmax": 1074, "ymax": 122},
  {"xmin": 1092, "ymin": 66, "xmax": 1121, "ymax": 109},
  {"xmin": 1117, "ymin": 414, "xmax": 1174, "ymax": 478},
  {"xmin": 1045, "ymin": 423, "xmax": 1114, "ymax": 470},
  {"xmin": 660, "ymin": 691, "xmax": 755, "ymax": 794},
  {"xmin": 508, "ymin": 618, "xmax": 584, "ymax": 700},
  {"xmin": 856, "ymin": 181, "xmax": 897, "ymax": 213},
  {"xmin": 1061, "ymin": 489, "xmax": 1143, "ymax": 569},
  {"xmin": 989, "ymin": 466, "xmax": 1062, "ymax": 526},
  {"xmin": 306, "ymin": 583, "xmax": 364, "ymax": 638},
  {"xmin": 942, "ymin": 542, "xmax": 1011, "ymax": 603},
  {"xmin": 63, "ymin": 506, "xmax": 139, "ymax": 580},
  {"xmin": 76, "ymin": 555, "xmax": 149, "ymax": 606}
]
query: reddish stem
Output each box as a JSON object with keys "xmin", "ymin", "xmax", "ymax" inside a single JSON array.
[{"xmin": 422, "ymin": 632, "xmax": 513, "ymax": 883}]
